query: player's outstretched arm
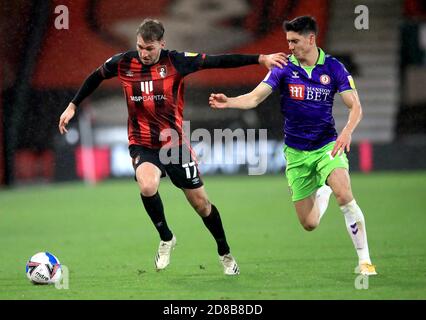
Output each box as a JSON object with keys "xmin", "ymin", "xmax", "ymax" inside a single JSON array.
[
  {"xmin": 58, "ymin": 68, "xmax": 106, "ymax": 134},
  {"xmin": 209, "ymin": 82, "xmax": 272, "ymax": 110},
  {"xmin": 331, "ymin": 90, "xmax": 363, "ymax": 157},
  {"xmin": 202, "ymin": 53, "xmax": 287, "ymax": 70}
]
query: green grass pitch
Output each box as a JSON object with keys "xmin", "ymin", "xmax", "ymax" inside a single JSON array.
[{"xmin": 1, "ymin": 172, "xmax": 425, "ymax": 299}]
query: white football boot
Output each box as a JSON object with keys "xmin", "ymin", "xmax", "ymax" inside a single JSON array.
[
  {"xmin": 155, "ymin": 235, "xmax": 177, "ymax": 270},
  {"xmin": 219, "ymin": 253, "xmax": 240, "ymax": 276},
  {"xmin": 356, "ymin": 262, "xmax": 378, "ymax": 276}
]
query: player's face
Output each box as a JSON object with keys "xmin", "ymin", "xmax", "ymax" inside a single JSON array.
[
  {"xmin": 136, "ymin": 35, "xmax": 165, "ymax": 65},
  {"xmin": 286, "ymin": 31, "xmax": 315, "ymax": 60}
]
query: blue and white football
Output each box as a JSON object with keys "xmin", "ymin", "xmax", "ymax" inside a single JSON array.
[{"xmin": 26, "ymin": 252, "xmax": 62, "ymax": 284}]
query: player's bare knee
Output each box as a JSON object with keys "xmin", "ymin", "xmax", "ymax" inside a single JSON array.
[
  {"xmin": 192, "ymin": 198, "xmax": 211, "ymax": 217},
  {"xmin": 302, "ymin": 220, "xmax": 318, "ymax": 231},
  {"xmin": 139, "ymin": 182, "xmax": 159, "ymax": 197},
  {"xmin": 299, "ymin": 212, "xmax": 319, "ymax": 231},
  {"xmin": 196, "ymin": 202, "xmax": 211, "ymax": 217}
]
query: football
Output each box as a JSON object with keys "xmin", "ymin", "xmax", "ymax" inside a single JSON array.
[{"xmin": 26, "ymin": 252, "xmax": 62, "ymax": 284}]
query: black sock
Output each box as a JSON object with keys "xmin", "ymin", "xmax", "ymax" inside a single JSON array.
[
  {"xmin": 202, "ymin": 204, "xmax": 230, "ymax": 256},
  {"xmin": 140, "ymin": 192, "xmax": 173, "ymax": 241}
]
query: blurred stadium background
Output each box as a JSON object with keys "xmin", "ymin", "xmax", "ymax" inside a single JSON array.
[
  {"xmin": 1, "ymin": 0, "xmax": 426, "ymax": 300},
  {"xmin": 1, "ymin": 0, "xmax": 425, "ymax": 184}
]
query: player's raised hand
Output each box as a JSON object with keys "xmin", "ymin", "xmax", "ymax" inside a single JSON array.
[
  {"xmin": 331, "ymin": 128, "xmax": 352, "ymax": 157},
  {"xmin": 58, "ymin": 102, "xmax": 77, "ymax": 135},
  {"xmin": 259, "ymin": 53, "xmax": 288, "ymax": 70},
  {"xmin": 209, "ymin": 93, "xmax": 229, "ymax": 109}
]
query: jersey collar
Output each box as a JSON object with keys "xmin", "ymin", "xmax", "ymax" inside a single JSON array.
[{"xmin": 289, "ymin": 48, "xmax": 325, "ymax": 67}]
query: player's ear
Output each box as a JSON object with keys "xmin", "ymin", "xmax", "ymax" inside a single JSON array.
[
  {"xmin": 160, "ymin": 39, "xmax": 166, "ymax": 48},
  {"xmin": 309, "ymin": 33, "xmax": 315, "ymax": 45}
]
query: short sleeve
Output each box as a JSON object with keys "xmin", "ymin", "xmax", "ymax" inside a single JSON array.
[
  {"xmin": 332, "ymin": 59, "xmax": 355, "ymax": 93},
  {"xmin": 262, "ymin": 66, "xmax": 283, "ymax": 91}
]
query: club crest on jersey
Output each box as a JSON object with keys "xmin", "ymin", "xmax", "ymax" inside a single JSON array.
[
  {"xmin": 157, "ymin": 65, "xmax": 167, "ymax": 78},
  {"xmin": 320, "ymin": 74, "xmax": 330, "ymax": 85}
]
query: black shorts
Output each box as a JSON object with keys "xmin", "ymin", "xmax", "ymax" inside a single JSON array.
[{"xmin": 129, "ymin": 144, "xmax": 204, "ymax": 189}]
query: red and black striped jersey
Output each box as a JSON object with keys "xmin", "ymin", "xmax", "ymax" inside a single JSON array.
[
  {"xmin": 70, "ymin": 50, "xmax": 260, "ymax": 149},
  {"xmin": 100, "ymin": 50, "xmax": 208, "ymax": 149}
]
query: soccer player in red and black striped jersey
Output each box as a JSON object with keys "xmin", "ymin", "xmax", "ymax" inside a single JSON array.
[{"xmin": 59, "ymin": 18, "xmax": 287, "ymax": 275}]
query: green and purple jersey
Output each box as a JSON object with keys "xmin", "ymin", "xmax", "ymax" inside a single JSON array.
[{"xmin": 263, "ymin": 48, "xmax": 355, "ymax": 151}]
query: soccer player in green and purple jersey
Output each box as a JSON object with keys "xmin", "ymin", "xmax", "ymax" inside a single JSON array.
[{"xmin": 209, "ymin": 16, "xmax": 376, "ymax": 276}]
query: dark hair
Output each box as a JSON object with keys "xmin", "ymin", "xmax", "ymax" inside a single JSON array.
[
  {"xmin": 283, "ymin": 16, "xmax": 318, "ymax": 35},
  {"xmin": 136, "ymin": 18, "xmax": 165, "ymax": 41}
]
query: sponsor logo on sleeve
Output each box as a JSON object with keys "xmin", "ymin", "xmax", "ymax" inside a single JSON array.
[
  {"xmin": 348, "ymin": 76, "xmax": 356, "ymax": 89},
  {"xmin": 184, "ymin": 52, "xmax": 199, "ymax": 57}
]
